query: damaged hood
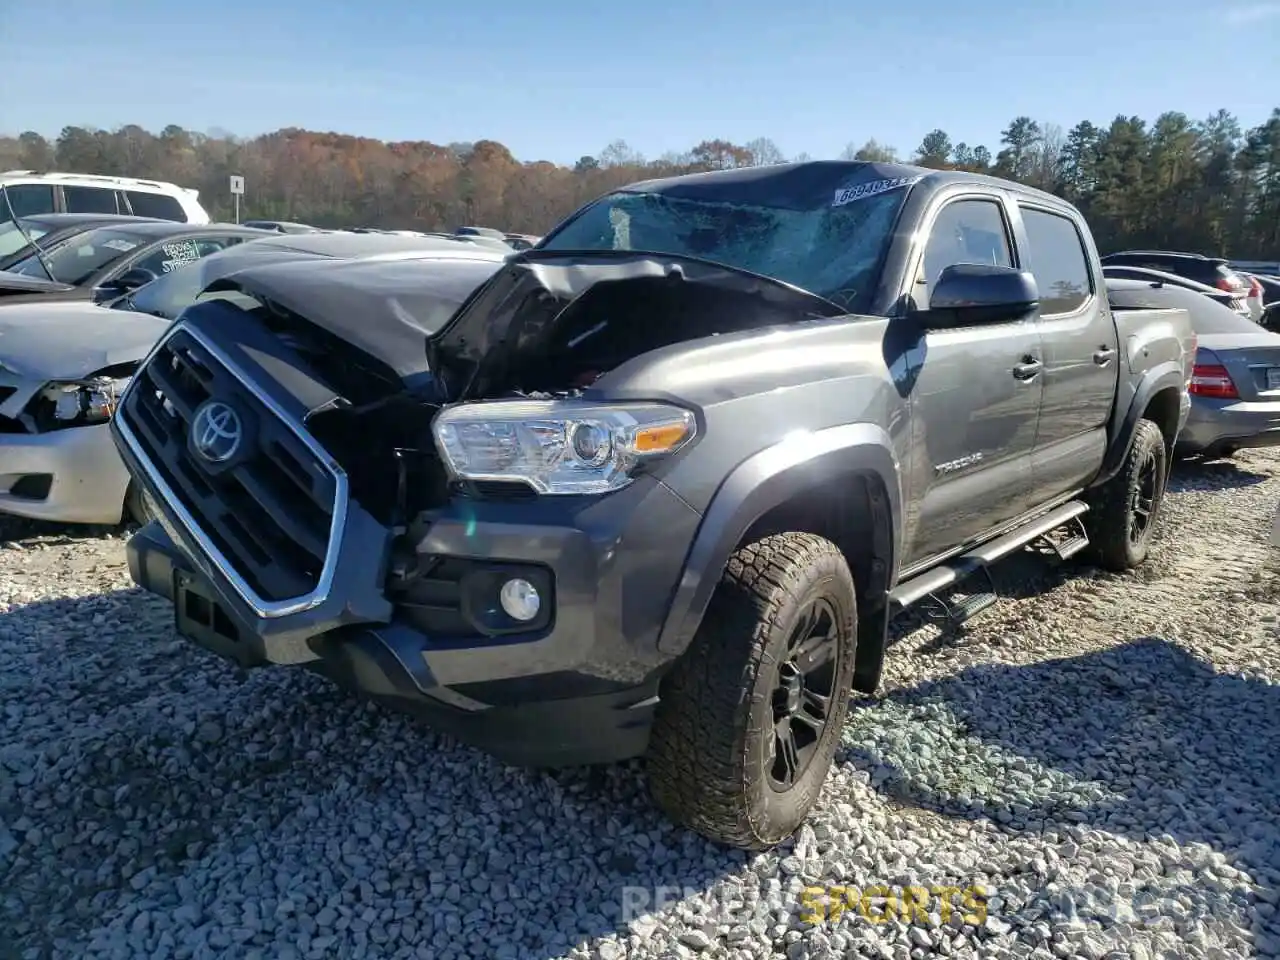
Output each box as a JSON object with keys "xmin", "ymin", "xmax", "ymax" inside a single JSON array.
[
  {"xmin": 206, "ymin": 252, "xmax": 508, "ymax": 382},
  {"xmin": 0, "ymin": 301, "xmax": 169, "ymax": 380},
  {"xmin": 427, "ymin": 251, "xmax": 845, "ymax": 397}
]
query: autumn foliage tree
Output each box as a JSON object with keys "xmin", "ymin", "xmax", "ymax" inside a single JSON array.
[{"xmin": 2, "ymin": 109, "xmax": 1277, "ymax": 256}]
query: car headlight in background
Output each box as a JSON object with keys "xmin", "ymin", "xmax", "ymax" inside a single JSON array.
[
  {"xmin": 36, "ymin": 373, "xmax": 133, "ymax": 429},
  {"xmin": 432, "ymin": 400, "xmax": 696, "ymax": 495}
]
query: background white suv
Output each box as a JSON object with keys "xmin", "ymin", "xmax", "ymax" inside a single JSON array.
[{"xmin": 0, "ymin": 171, "xmax": 210, "ymax": 224}]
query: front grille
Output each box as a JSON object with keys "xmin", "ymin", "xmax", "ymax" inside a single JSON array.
[{"xmin": 119, "ymin": 328, "xmax": 341, "ymax": 604}]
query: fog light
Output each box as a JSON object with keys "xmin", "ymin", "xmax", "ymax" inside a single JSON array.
[{"xmin": 499, "ymin": 578, "xmax": 541, "ymax": 621}]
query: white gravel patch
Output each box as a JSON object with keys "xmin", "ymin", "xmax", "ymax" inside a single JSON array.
[{"xmin": 2, "ymin": 451, "xmax": 1279, "ymax": 960}]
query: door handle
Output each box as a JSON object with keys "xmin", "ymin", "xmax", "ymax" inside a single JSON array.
[
  {"xmin": 1093, "ymin": 347, "xmax": 1116, "ymax": 366},
  {"xmin": 1012, "ymin": 357, "xmax": 1042, "ymax": 380}
]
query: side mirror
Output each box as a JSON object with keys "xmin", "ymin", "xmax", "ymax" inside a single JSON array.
[
  {"xmin": 92, "ymin": 268, "xmax": 155, "ymax": 304},
  {"xmin": 114, "ymin": 267, "xmax": 156, "ymax": 291},
  {"xmin": 915, "ymin": 263, "xmax": 1039, "ymax": 328},
  {"xmin": 90, "ymin": 282, "xmax": 124, "ymax": 304}
]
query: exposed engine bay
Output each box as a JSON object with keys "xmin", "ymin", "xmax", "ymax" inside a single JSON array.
[
  {"xmin": 222, "ymin": 252, "xmax": 844, "ymax": 522},
  {"xmin": 19, "ymin": 364, "xmax": 135, "ymax": 434},
  {"xmin": 425, "ymin": 253, "xmax": 845, "ymax": 400}
]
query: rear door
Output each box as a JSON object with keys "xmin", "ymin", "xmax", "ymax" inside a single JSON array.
[
  {"xmin": 1014, "ymin": 202, "xmax": 1120, "ymax": 500},
  {"xmin": 902, "ymin": 192, "xmax": 1045, "ymax": 566}
]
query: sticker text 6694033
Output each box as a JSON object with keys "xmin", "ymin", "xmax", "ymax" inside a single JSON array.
[{"xmin": 833, "ymin": 176, "xmax": 923, "ymax": 208}]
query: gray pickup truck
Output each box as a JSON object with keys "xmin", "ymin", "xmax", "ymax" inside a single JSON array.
[{"xmin": 110, "ymin": 161, "xmax": 1195, "ymax": 849}]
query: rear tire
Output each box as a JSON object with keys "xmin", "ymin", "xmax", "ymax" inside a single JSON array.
[
  {"xmin": 1085, "ymin": 418, "xmax": 1168, "ymax": 571},
  {"xmin": 647, "ymin": 532, "xmax": 857, "ymax": 849}
]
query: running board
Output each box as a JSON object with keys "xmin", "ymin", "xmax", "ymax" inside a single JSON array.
[
  {"xmin": 888, "ymin": 500, "xmax": 1090, "ymax": 616},
  {"xmin": 921, "ymin": 564, "xmax": 999, "ymax": 627},
  {"xmin": 1030, "ymin": 514, "xmax": 1091, "ymax": 561}
]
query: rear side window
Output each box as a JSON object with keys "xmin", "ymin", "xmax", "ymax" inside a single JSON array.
[
  {"xmin": 1018, "ymin": 207, "xmax": 1093, "ymax": 314},
  {"xmin": 63, "ymin": 185, "xmax": 120, "ymax": 214},
  {"xmin": 1166, "ymin": 258, "xmax": 1222, "ymax": 286},
  {"xmin": 125, "ymin": 191, "xmax": 187, "ymax": 222},
  {"xmin": 3, "ymin": 184, "xmax": 55, "ymax": 217},
  {"xmin": 193, "ymin": 236, "xmax": 244, "ymax": 257}
]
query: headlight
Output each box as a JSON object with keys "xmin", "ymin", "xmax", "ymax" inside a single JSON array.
[
  {"xmin": 39, "ymin": 374, "xmax": 132, "ymax": 427},
  {"xmin": 432, "ymin": 400, "xmax": 696, "ymax": 495}
]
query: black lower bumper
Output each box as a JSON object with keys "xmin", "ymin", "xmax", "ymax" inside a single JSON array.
[{"xmin": 127, "ymin": 521, "xmax": 661, "ymax": 767}]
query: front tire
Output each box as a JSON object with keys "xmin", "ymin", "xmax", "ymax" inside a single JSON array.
[
  {"xmin": 1085, "ymin": 418, "xmax": 1168, "ymax": 571},
  {"xmin": 647, "ymin": 532, "xmax": 858, "ymax": 849}
]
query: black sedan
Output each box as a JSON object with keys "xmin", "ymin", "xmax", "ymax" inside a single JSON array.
[
  {"xmin": 0, "ymin": 221, "xmax": 273, "ymax": 306},
  {"xmin": 0, "ymin": 212, "xmax": 164, "ymax": 270}
]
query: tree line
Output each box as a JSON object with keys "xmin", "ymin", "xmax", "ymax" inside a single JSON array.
[{"xmin": 2, "ymin": 107, "xmax": 1277, "ymax": 256}]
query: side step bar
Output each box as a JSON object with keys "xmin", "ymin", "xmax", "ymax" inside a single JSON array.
[{"xmin": 888, "ymin": 500, "xmax": 1090, "ymax": 620}]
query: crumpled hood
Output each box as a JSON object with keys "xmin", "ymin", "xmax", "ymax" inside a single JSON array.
[
  {"xmin": 206, "ymin": 253, "xmax": 508, "ymax": 385},
  {"xmin": 0, "ymin": 301, "xmax": 170, "ymax": 380},
  {"xmin": 426, "ymin": 250, "xmax": 845, "ymax": 399}
]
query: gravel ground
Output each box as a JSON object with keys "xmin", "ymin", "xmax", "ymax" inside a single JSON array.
[{"xmin": 2, "ymin": 451, "xmax": 1278, "ymax": 960}]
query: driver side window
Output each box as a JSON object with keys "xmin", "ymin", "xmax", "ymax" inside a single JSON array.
[
  {"xmin": 917, "ymin": 199, "xmax": 1013, "ymax": 304},
  {"xmin": 129, "ymin": 235, "xmax": 238, "ymax": 279}
]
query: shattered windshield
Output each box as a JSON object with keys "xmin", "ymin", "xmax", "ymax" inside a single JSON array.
[{"xmin": 540, "ymin": 181, "xmax": 911, "ymax": 311}]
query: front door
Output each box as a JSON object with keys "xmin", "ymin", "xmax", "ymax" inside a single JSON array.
[
  {"xmin": 903, "ymin": 194, "xmax": 1045, "ymax": 567},
  {"xmin": 1014, "ymin": 203, "xmax": 1120, "ymax": 500}
]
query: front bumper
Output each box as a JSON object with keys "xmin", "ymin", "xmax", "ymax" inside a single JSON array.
[
  {"xmin": 125, "ymin": 471, "xmax": 699, "ymax": 766},
  {"xmin": 111, "ymin": 312, "xmax": 704, "ymax": 766},
  {"xmin": 0, "ymin": 422, "xmax": 130, "ymax": 524},
  {"xmin": 1176, "ymin": 397, "xmax": 1280, "ymax": 457}
]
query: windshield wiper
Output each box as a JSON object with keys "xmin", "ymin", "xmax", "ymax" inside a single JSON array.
[{"xmin": 0, "ymin": 187, "xmax": 56, "ymax": 282}]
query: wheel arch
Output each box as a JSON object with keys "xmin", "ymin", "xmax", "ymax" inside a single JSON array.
[
  {"xmin": 1091, "ymin": 364, "xmax": 1186, "ymax": 489},
  {"xmin": 656, "ymin": 423, "xmax": 903, "ymax": 667}
]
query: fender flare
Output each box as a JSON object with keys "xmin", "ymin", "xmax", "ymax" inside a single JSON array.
[
  {"xmin": 1092, "ymin": 363, "xmax": 1186, "ymax": 487},
  {"xmin": 655, "ymin": 423, "xmax": 903, "ymax": 656}
]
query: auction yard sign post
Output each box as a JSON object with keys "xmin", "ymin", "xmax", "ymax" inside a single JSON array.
[{"xmin": 229, "ymin": 175, "xmax": 244, "ymax": 223}]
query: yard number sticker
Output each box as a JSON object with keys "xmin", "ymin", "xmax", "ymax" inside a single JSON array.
[
  {"xmin": 833, "ymin": 176, "xmax": 923, "ymax": 207},
  {"xmin": 160, "ymin": 240, "xmax": 200, "ymax": 273}
]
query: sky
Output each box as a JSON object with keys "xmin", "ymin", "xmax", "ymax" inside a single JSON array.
[{"xmin": 3, "ymin": 0, "xmax": 1279, "ymax": 167}]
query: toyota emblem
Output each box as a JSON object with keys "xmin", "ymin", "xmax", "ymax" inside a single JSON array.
[{"xmin": 191, "ymin": 401, "xmax": 243, "ymax": 463}]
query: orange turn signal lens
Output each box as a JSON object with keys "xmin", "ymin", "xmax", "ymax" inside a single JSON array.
[{"xmin": 634, "ymin": 421, "xmax": 692, "ymax": 454}]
